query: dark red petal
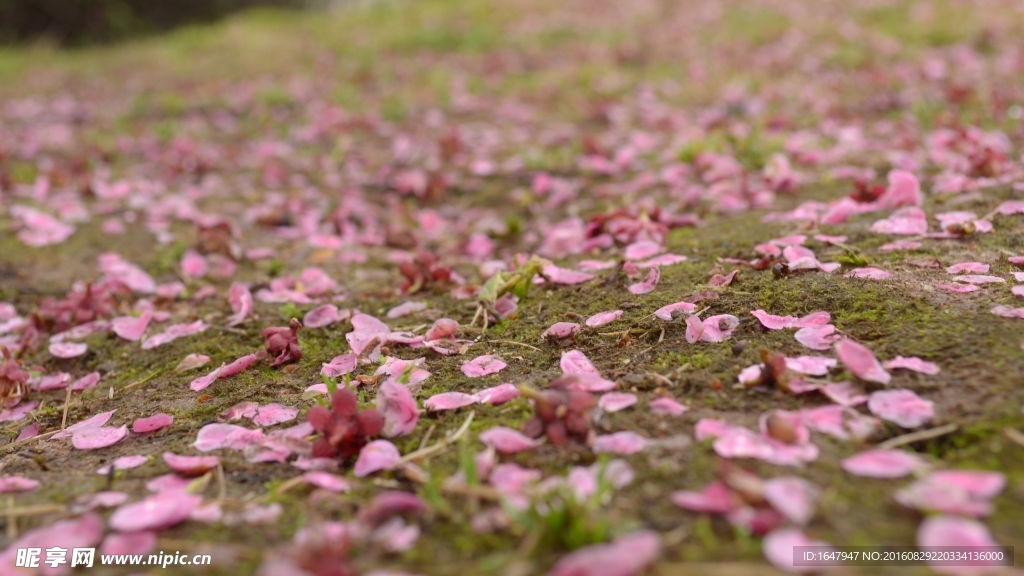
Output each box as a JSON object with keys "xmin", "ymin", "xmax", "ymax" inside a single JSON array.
[
  {"xmin": 307, "ymin": 406, "xmax": 332, "ymax": 432},
  {"xmin": 356, "ymin": 409, "xmax": 385, "ymax": 437},
  {"xmin": 332, "ymin": 388, "xmax": 358, "ymax": 416}
]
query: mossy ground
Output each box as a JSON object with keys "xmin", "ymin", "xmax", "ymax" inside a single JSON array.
[{"xmin": 2, "ymin": 0, "xmax": 1024, "ymax": 575}]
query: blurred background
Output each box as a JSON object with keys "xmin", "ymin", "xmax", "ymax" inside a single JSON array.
[{"xmin": 0, "ymin": 0, "xmax": 324, "ymax": 46}]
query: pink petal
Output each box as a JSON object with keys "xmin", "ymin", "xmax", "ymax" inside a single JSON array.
[
  {"xmin": 175, "ymin": 353, "xmax": 211, "ymax": 372},
  {"xmin": 628, "ymin": 267, "xmax": 661, "ymax": 295},
  {"xmin": 991, "ymin": 305, "xmax": 1024, "ymax": 319},
  {"xmin": 649, "ymin": 397, "xmax": 687, "ymax": 416},
  {"xmin": 870, "ymin": 207, "xmax": 928, "ymax": 235},
  {"xmin": 112, "ymin": 310, "xmax": 153, "ymax": 341},
  {"xmin": 190, "ymin": 364, "xmax": 224, "ymax": 391},
  {"xmin": 253, "ymin": 404, "xmax": 298, "ymax": 427},
  {"xmin": 321, "ymin": 353, "xmax": 357, "ymax": 377},
  {"xmin": 472, "ymin": 383, "xmax": 520, "ymax": 405},
  {"xmin": 100, "ymin": 531, "xmax": 157, "ymax": 557},
  {"xmin": 795, "ymin": 311, "xmax": 831, "ymax": 327},
  {"xmin": 227, "ymin": 282, "xmax": 254, "ymax": 326},
  {"xmin": 424, "ymin": 392, "xmax": 477, "ymax": 411},
  {"xmin": 162, "ymin": 452, "xmax": 220, "ymax": 476},
  {"xmin": 97, "ymin": 455, "xmax": 149, "ymax": 475},
  {"xmin": 71, "ymin": 371, "xmax": 101, "ymax": 391},
  {"xmin": 875, "ymin": 170, "xmax": 923, "ymax": 208},
  {"xmin": 547, "ymin": 530, "xmax": 661, "ymax": 576},
  {"xmin": 219, "ymin": 353, "xmax": 257, "ymax": 378},
  {"xmin": 53, "ymin": 410, "xmax": 116, "ymax": 439},
  {"xmin": 654, "ymin": 301, "xmax": 697, "ymax": 321},
  {"xmin": 636, "ymin": 253, "xmax": 687, "ymax": 268},
  {"xmin": 671, "ymin": 481, "xmax": 735, "ymax": 514},
  {"xmin": 132, "ymin": 413, "xmax": 173, "ymax": 434},
  {"xmin": 751, "ymin": 310, "xmax": 797, "ymax": 330},
  {"xmin": 844, "ymin": 267, "xmax": 892, "ymax": 280},
  {"xmin": 193, "ymin": 423, "xmax": 266, "ymax": 451},
  {"xmin": 868, "ymin": 389, "xmax": 934, "ymax": 428},
  {"xmin": 424, "ymin": 318, "xmax": 459, "ymax": 341},
  {"xmin": 72, "ymin": 425, "xmax": 129, "ymax": 450},
  {"xmin": 1013, "ymin": 285, "xmax": 1024, "ymax": 299},
  {"xmin": 929, "ymin": 470, "xmax": 1006, "ymax": 500},
  {"xmin": 953, "ymin": 275, "xmax": 1005, "ymax": 285},
  {"xmin": 585, "ymin": 309, "xmax": 624, "ymax": 327},
  {"xmin": 543, "ymin": 321, "xmax": 580, "ymax": 340},
  {"xmin": 624, "ymin": 240, "xmax": 662, "ymax": 260},
  {"xmin": 0, "ymin": 475, "xmax": 39, "ymax": 493},
  {"xmin": 561, "ymin": 373, "xmax": 618, "ymax": 392},
  {"xmin": 841, "ymin": 449, "xmax": 928, "ymax": 478},
  {"xmin": 49, "ymin": 341, "xmax": 87, "ymax": 358},
  {"xmin": 15, "ymin": 422, "xmax": 39, "ymax": 441},
  {"xmin": 820, "ymin": 382, "xmax": 868, "ymax": 406},
  {"xmin": 34, "ymin": 372, "xmax": 72, "ymax": 391},
  {"xmin": 220, "ymin": 401, "xmax": 259, "ymax": 421},
  {"xmin": 109, "ymin": 491, "xmax": 202, "ymax": 532},
  {"xmin": 386, "ymin": 301, "xmax": 427, "ymax": 319},
  {"xmin": 795, "ymin": 325, "xmax": 841, "ymax": 350},
  {"xmin": 835, "ymin": 338, "xmax": 891, "ymax": 384},
  {"xmin": 142, "ymin": 320, "xmax": 209, "ymax": 349},
  {"xmin": 301, "ymin": 471, "xmax": 351, "ymax": 492},
  {"xmin": 917, "ymin": 517, "xmax": 1000, "ymax": 573},
  {"xmin": 880, "ymin": 240, "xmax": 922, "ymax": 252},
  {"xmin": 709, "ymin": 269, "xmax": 740, "ymax": 287},
  {"xmin": 785, "ymin": 356, "xmax": 836, "ymax": 376},
  {"xmin": 763, "ymin": 528, "xmax": 832, "ymax": 574},
  {"xmin": 377, "ymin": 380, "xmax": 419, "ymax": 437},
  {"xmin": 73, "ymin": 491, "xmax": 130, "ymax": 511},
  {"xmin": 946, "ymin": 262, "xmax": 990, "ymax": 274},
  {"xmin": 354, "ymin": 440, "xmax": 401, "ymax": 477},
  {"xmin": 480, "ymin": 426, "xmax": 541, "ymax": 453},
  {"xmin": 936, "ymin": 283, "xmax": 979, "ymax": 293},
  {"xmin": 0, "ymin": 513, "xmax": 103, "ymax": 572},
  {"xmin": 598, "ymin": 392, "xmax": 638, "ymax": 412},
  {"xmin": 560, "ymin": 349, "xmax": 599, "ymax": 374},
  {"xmin": 542, "ymin": 264, "xmax": 595, "ymax": 285},
  {"xmin": 882, "ymin": 356, "xmax": 940, "ymax": 375},
  {"xmin": 592, "ymin": 431, "xmax": 647, "ymax": 454},
  {"xmin": 181, "ymin": 250, "xmax": 208, "ymax": 278},
  {"xmin": 461, "ymin": 355, "xmax": 507, "ymax": 377},
  {"xmin": 996, "ymin": 200, "xmax": 1024, "ymax": 215},
  {"xmin": 303, "ymin": 304, "xmax": 341, "ymax": 328},
  {"xmin": 763, "ymin": 476, "xmax": 819, "ymax": 525}
]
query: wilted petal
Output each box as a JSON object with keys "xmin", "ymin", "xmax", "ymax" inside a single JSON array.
[
  {"xmin": 49, "ymin": 341, "xmax": 87, "ymax": 358},
  {"xmin": 841, "ymin": 449, "xmax": 928, "ymax": 478},
  {"xmin": 377, "ymin": 380, "xmax": 419, "ymax": 437},
  {"xmin": 835, "ymin": 339, "xmax": 891, "ymax": 384},
  {"xmin": 424, "ymin": 392, "xmax": 477, "ymax": 411},
  {"xmin": 253, "ymin": 404, "xmax": 298, "ymax": 427},
  {"xmin": 763, "ymin": 527, "xmax": 832, "ymax": 573},
  {"xmin": 585, "ymin": 310, "xmax": 623, "ymax": 327},
  {"xmin": 763, "ymin": 477, "xmax": 819, "ymax": 525},
  {"xmin": 543, "ymin": 322, "xmax": 580, "ymax": 340},
  {"xmin": 654, "ymin": 301, "xmax": 697, "ymax": 321},
  {"xmin": 882, "ymin": 356, "xmax": 940, "ymax": 375},
  {"xmin": 227, "ymin": 283, "xmax": 254, "ymax": 327},
  {"xmin": 175, "ymin": 353, "xmax": 210, "ymax": 372},
  {"xmin": 649, "ymin": 397, "xmax": 687, "ymax": 416},
  {"xmin": 868, "ymin": 389, "xmax": 934, "ymax": 428},
  {"xmin": 628, "ymin": 267, "xmax": 661, "ymax": 295},
  {"xmin": 480, "ymin": 426, "xmax": 542, "ymax": 453},
  {"xmin": 354, "ymin": 440, "xmax": 401, "ymax": 477},
  {"xmin": 472, "ymin": 383, "xmax": 520, "ymax": 405},
  {"xmin": 592, "ymin": 431, "xmax": 647, "ymax": 454},
  {"xmin": 461, "ymin": 355, "xmax": 507, "ymax": 377},
  {"xmin": 132, "ymin": 413, "xmax": 173, "ymax": 434},
  {"xmin": 303, "ymin": 304, "xmax": 341, "ymax": 328},
  {"xmin": 109, "ymin": 491, "xmax": 202, "ymax": 532},
  {"xmin": 546, "ymin": 530, "xmax": 661, "ymax": 576},
  {"xmin": 73, "ymin": 426, "xmax": 129, "ymax": 450}
]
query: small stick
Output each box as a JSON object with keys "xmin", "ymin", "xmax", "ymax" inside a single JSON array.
[
  {"xmin": 486, "ymin": 339, "xmax": 542, "ymax": 352},
  {"xmin": 122, "ymin": 370, "xmax": 160, "ymax": 392},
  {"xmin": 1002, "ymin": 427, "xmax": 1024, "ymax": 448},
  {"xmin": 396, "ymin": 411, "xmax": 475, "ymax": 465},
  {"xmin": 878, "ymin": 423, "xmax": 958, "ymax": 450},
  {"xmin": 6, "ymin": 496, "xmax": 16, "ymax": 539},
  {"xmin": 216, "ymin": 464, "xmax": 227, "ymax": 502},
  {"xmin": 2, "ymin": 503, "xmax": 66, "ymax": 518},
  {"xmin": 417, "ymin": 424, "xmax": 436, "ymax": 451},
  {"xmin": 61, "ymin": 385, "xmax": 73, "ymax": 430},
  {"xmin": 0, "ymin": 430, "xmax": 60, "ymax": 455}
]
